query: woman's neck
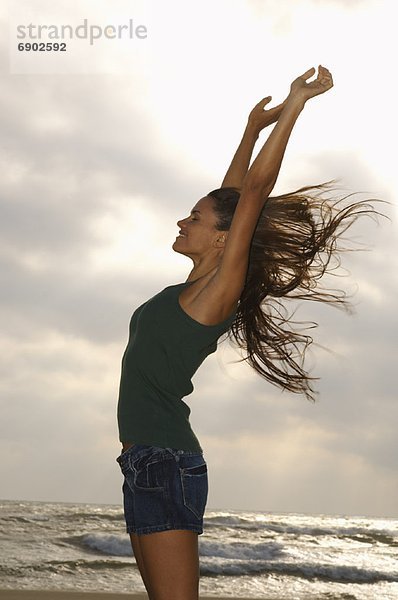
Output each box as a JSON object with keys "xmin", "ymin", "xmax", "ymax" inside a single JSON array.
[{"xmin": 186, "ymin": 263, "xmax": 219, "ymax": 283}]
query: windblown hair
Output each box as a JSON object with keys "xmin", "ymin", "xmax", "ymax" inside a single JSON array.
[{"xmin": 208, "ymin": 182, "xmax": 383, "ymax": 401}]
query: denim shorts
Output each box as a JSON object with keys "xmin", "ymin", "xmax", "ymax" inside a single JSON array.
[{"xmin": 116, "ymin": 444, "xmax": 208, "ymax": 535}]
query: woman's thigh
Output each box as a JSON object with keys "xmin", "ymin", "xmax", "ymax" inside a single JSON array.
[
  {"xmin": 137, "ymin": 529, "xmax": 199, "ymax": 600},
  {"xmin": 130, "ymin": 533, "xmax": 153, "ymax": 599}
]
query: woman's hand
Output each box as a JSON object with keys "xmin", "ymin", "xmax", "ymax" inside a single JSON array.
[
  {"xmin": 221, "ymin": 96, "xmax": 288, "ymax": 188},
  {"xmin": 288, "ymin": 65, "xmax": 333, "ymax": 104},
  {"xmin": 247, "ymin": 96, "xmax": 288, "ymax": 134}
]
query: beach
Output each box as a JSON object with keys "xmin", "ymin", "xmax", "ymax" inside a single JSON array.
[{"xmin": 0, "ymin": 593, "xmax": 269, "ymax": 600}]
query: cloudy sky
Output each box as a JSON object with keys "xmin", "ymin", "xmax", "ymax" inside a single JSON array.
[{"xmin": 1, "ymin": 0, "xmax": 397, "ymax": 518}]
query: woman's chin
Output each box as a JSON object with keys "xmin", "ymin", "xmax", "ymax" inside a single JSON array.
[
  {"xmin": 172, "ymin": 239, "xmax": 190, "ymax": 256},
  {"xmin": 172, "ymin": 240, "xmax": 184, "ymax": 254}
]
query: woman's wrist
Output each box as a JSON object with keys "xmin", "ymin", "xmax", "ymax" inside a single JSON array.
[
  {"xmin": 285, "ymin": 93, "xmax": 306, "ymax": 111},
  {"xmin": 278, "ymin": 95, "xmax": 306, "ymax": 121},
  {"xmin": 244, "ymin": 119, "xmax": 261, "ymax": 140}
]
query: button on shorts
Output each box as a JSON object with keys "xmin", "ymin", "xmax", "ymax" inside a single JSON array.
[{"xmin": 116, "ymin": 444, "xmax": 208, "ymax": 535}]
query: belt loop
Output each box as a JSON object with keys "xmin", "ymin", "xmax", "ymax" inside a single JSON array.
[{"xmin": 165, "ymin": 447, "xmax": 180, "ymax": 462}]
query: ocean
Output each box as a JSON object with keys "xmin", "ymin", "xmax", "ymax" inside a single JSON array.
[{"xmin": 0, "ymin": 499, "xmax": 397, "ymax": 599}]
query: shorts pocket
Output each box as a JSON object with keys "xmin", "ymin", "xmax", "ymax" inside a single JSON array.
[
  {"xmin": 130, "ymin": 450, "xmax": 166, "ymax": 492},
  {"xmin": 180, "ymin": 463, "xmax": 208, "ymax": 519}
]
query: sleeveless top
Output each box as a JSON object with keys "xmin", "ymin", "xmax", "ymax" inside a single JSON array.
[{"xmin": 117, "ymin": 282, "xmax": 236, "ymax": 452}]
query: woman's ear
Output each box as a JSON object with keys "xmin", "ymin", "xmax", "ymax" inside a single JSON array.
[{"xmin": 214, "ymin": 232, "xmax": 228, "ymax": 248}]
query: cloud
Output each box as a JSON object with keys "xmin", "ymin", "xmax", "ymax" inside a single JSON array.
[
  {"xmin": 0, "ymin": 0, "xmax": 396, "ymax": 518},
  {"xmin": 202, "ymin": 429, "xmax": 398, "ymax": 517}
]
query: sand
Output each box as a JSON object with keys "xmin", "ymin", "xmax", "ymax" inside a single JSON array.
[
  {"xmin": 0, "ymin": 591, "xmax": 270, "ymax": 600},
  {"xmin": 0, "ymin": 594, "xmax": 147, "ymax": 600}
]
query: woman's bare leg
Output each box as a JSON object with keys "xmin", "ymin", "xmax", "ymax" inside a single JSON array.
[
  {"xmin": 132, "ymin": 529, "xmax": 200, "ymax": 600},
  {"xmin": 130, "ymin": 533, "xmax": 155, "ymax": 599}
]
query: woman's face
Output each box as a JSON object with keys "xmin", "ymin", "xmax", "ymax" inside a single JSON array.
[{"xmin": 172, "ymin": 196, "xmax": 223, "ymax": 257}]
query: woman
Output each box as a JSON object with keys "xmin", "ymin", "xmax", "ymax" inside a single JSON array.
[{"xmin": 116, "ymin": 65, "xmax": 376, "ymax": 599}]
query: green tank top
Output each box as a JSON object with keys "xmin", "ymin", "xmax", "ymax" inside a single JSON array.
[{"xmin": 117, "ymin": 281, "xmax": 236, "ymax": 452}]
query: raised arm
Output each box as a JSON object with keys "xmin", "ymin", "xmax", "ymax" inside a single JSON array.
[
  {"xmin": 181, "ymin": 66, "xmax": 333, "ymax": 325},
  {"xmin": 221, "ymin": 96, "xmax": 287, "ymax": 189},
  {"xmin": 217, "ymin": 66, "xmax": 334, "ymax": 301}
]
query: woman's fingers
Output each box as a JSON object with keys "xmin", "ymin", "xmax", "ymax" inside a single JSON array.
[
  {"xmin": 300, "ymin": 66, "xmax": 316, "ymax": 80},
  {"xmin": 318, "ymin": 67, "xmax": 333, "ymax": 88},
  {"xmin": 258, "ymin": 96, "xmax": 272, "ymax": 108},
  {"xmin": 317, "ymin": 65, "xmax": 333, "ymax": 84},
  {"xmin": 300, "ymin": 65, "xmax": 332, "ymax": 86},
  {"xmin": 248, "ymin": 94, "xmax": 287, "ymax": 131},
  {"xmin": 289, "ymin": 64, "xmax": 333, "ymax": 100}
]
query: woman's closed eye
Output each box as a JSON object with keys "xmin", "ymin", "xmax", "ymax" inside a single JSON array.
[{"xmin": 190, "ymin": 209, "xmax": 201, "ymax": 221}]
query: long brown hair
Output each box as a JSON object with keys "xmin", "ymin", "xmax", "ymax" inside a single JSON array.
[{"xmin": 208, "ymin": 182, "xmax": 383, "ymax": 401}]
